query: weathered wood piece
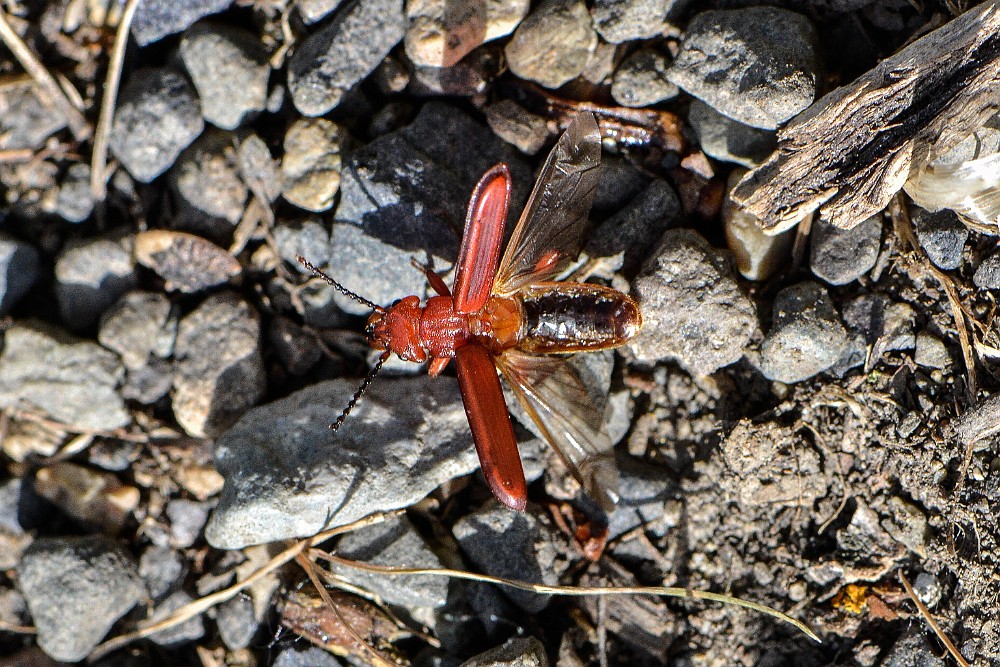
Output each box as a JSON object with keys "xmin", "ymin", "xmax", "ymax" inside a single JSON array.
[{"xmin": 731, "ymin": 1, "xmax": 1000, "ymax": 233}]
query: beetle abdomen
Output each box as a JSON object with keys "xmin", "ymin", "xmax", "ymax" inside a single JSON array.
[{"xmin": 518, "ymin": 283, "xmax": 641, "ymax": 353}]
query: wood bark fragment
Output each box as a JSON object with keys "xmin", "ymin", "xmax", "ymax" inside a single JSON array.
[{"xmin": 731, "ymin": 1, "xmax": 1000, "ymax": 233}]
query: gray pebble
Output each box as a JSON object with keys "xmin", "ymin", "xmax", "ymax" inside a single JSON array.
[
  {"xmin": 131, "ymin": 0, "xmax": 232, "ymax": 46},
  {"xmin": 809, "ymin": 215, "xmax": 882, "ymax": 285},
  {"xmin": 280, "ymin": 118, "xmax": 343, "ymax": 212},
  {"xmin": 453, "ymin": 502, "xmax": 568, "ymax": 613},
  {"xmin": 759, "ymin": 281, "xmax": 849, "ymax": 383},
  {"xmin": 0, "ymin": 480, "xmax": 31, "ymax": 569},
  {"xmin": 170, "ymin": 129, "xmax": 248, "ymax": 238},
  {"xmin": 274, "ymin": 219, "xmax": 331, "ymax": 268},
  {"xmin": 628, "ymin": 228, "xmax": 758, "ymax": 375},
  {"xmin": 149, "ymin": 591, "xmax": 205, "ymax": 647},
  {"xmin": 912, "ymin": 208, "xmax": 967, "ymax": 271},
  {"xmin": 134, "ymin": 230, "xmax": 242, "ymax": 294},
  {"xmin": 180, "ymin": 22, "xmax": 270, "ymax": 130},
  {"xmin": 689, "ymin": 100, "xmax": 776, "ymax": 168},
  {"xmin": 912, "ymin": 572, "xmax": 942, "ymax": 608},
  {"xmin": 0, "ymin": 233, "xmax": 39, "ymax": 316},
  {"xmin": 217, "ymin": 595, "xmax": 257, "ymax": 650},
  {"xmin": 326, "ymin": 514, "xmax": 448, "ymax": 608},
  {"xmin": 881, "ymin": 628, "xmax": 946, "ymax": 667},
  {"xmin": 505, "ymin": 0, "xmax": 596, "ymax": 89},
  {"xmin": 0, "ymin": 323, "xmax": 129, "ymax": 431},
  {"xmin": 410, "ymin": 51, "xmax": 497, "ymax": 97},
  {"xmin": 842, "ymin": 293, "xmax": 916, "ymax": 352},
  {"xmin": 0, "ymin": 79, "xmax": 66, "ymax": 150},
  {"xmin": 139, "ymin": 545, "xmax": 186, "ymax": 601},
  {"xmin": 460, "ymin": 637, "xmax": 548, "ymax": 667},
  {"xmin": 17, "ymin": 536, "xmax": 145, "ymax": 663},
  {"xmin": 611, "ymin": 48, "xmax": 678, "ymax": 108},
  {"xmin": 166, "ymin": 499, "xmax": 210, "ymax": 547},
  {"xmin": 973, "ymin": 250, "xmax": 1000, "ymax": 289},
  {"xmin": 332, "ymin": 103, "xmax": 527, "ymax": 314},
  {"xmin": 288, "ymin": 0, "xmax": 405, "ymax": 116},
  {"xmin": 110, "ymin": 67, "xmax": 204, "ymax": 183},
  {"xmin": 593, "ymin": 155, "xmax": 650, "ymax": 213},
  {"xmin": 667, "ymin": 7, "xmax": 819, "ymax": 130},
  {"xmin": 484, "ymin": 100, "xmax": 551, "ymax": 155},
  {"xmin": 55, "ymin": 235, "xmax": 137, "ymax": 329},
  {"xmin": 405, "ymin": 0, "xmax": 528, "ymax": 67},
  {"xmin": 98, "ymin": 291, "xmax": 177, "ymax": 371},
  {"xmin": 269, "ymin": 316, "xmax": 322, "ymax": 375},
  {"xmin": 298, "ymin": 0, "xmax": 344, "ymax": 24},
  {"xmin": 172, "ymin": 292, "xmax": 264, "ymax": 438},
  {"xmin": 593, "ymin": 0, "xmax": 682, "ymax": 43},
  {"xmin": 608, "ymin": 457, "xmax": 674, "ymax": 539},
  {"xmin": 54, "ymin": 163, "xmax": 95, "ymax": 223},
  {"xmin": 587, "ymin": 177, "xmax": 681, "ymax": 274},
  {"xmin": 914, "ymin": 332, "xmax": 949, "ymax": 369},
  {"xmin": 205, "ymin": 377, "xmax": 479, "ymax": 548},
  {"xmin": 274, "ymin": 645, "xmax": 343, "ymax": 667}
]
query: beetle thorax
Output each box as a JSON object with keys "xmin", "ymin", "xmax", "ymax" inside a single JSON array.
[{"xmin": 367, "ymin": 296, "xmax": 427, "ymax": 362}]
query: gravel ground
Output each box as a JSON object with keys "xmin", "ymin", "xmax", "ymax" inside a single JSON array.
[{"xmin": 0, "ymin": 1, "xmax": 997, "ymax": 665}]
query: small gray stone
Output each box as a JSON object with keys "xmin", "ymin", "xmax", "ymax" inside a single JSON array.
[
  {"xmin": 593, "ymin": 155, "xmax": 650, "ymax": 214},
  {"xmin": 131, "ymin": 0, "xmax": 233, "ymax": 46},
  {"xmin": 180, "ymin": 22, "xmax": 270, "ymax": 130},
  {"xmin": 406, "ymin": 0, "xmax": 528, "ymax": 67},
  {"xmin": 593, "ymin": 0, "xmax": 684, "ymax": 43},
  {"xmin": 912, "ymin": 572, "xmax": 942, "ymax": 608},
  {"xmin": 973, "ymin": 250, "xmax": 1000, "ymax": 289},
  {"xmin": 298, "ymin": 0, "xmax": 344, "ymax": 24},
  {"xmin": 205, "ymin": 377, "xmax": 479, "ymax": 548},
  {"xmin": 759, "ymin": 281, "xmax": 850, "ymax": 383},
  {"xmin": 881, "ymin": 628, "xmax": 947, "ymax": 667},
  {"xmin": 0, "ymin": 323, "xmax": 129, "ymax": 431},
  {"xmin": 217, "ymin": 595, "xmax": 257, "ymax": 650},
  {"xmin": 628, "ymin": 228, "xmax": 758, "ymax": 375},
  {"xmin": 689, "ymin": 100, "xmax": 776, "ymax": 168},
  {"xmin": 54, "ymin": 163, "xmax": 95, "ymax": 223},
  {"xmin": 166, "ymin": 499, "xmax": 210, "ymax": 547},
  {"xmin": 170, "ymin": 129, "xmax": 248, "ymax": 238},
  {"xmin": 460, "ymin": 637, "xmax": 548, "ymax": 667},
  {"xmin": 274, "ymin": 645, "xmax": 343, "ymax": 667},
  {"xmin": 0, "ymin": 79, "xmax": 66, "ymax": 150},
  {"xmin": 842, "ymin": 293, "xmax": 915, "ymax": 352},
  {"xmin": 587, "ymin": 178, "xmax": 682, "ymax": 274},
  {"xmin": 810, "ymin": 215, "xmax": 882, "ymax": 285},
  {"xmin": 0, "ymin": 480, "xmax": 31, "ymax": 570},
  {"xmin": 280, "ymin": 118, "xmax": 343, "ymax": 212},
  {"xmin": 607, "ymin": 457, "xmax": 674, "ymax": 539},
  {"xmin": 237, "ymin": 133, "xmax": 282, "ymax": 203},
  {"xmin": 149, "ymin": 591, "xmax": 205, "ymax": 647},
  {"xmin": 288, "ymin": 0, "xmax": 405, "ymax": 116},
  {"xmin": 55, "ymin": 235, "xmax": 137, "ymax": 329},
  {"xmin": 173, "ymin": 292, "xmax": 264, "ymax": 438},
  {"xmin": 912, "ymin": 208, "xmax": 967, "ymax": 271},
  {"xmin": 134, "ymin": 230, "xmax": 242, "ymax": 294},
  {"xmin": 327, "ymin": 514, "xmax": 448, "ymax": 608},
  {"xmin": 914, "ymin": 332, "xmax": 949, "ymax": 369},
  {"xmin": 667, "ymin": 7, "xmax": 819, "ymax": 130},
  {"xmin": 274, "ymin": 219, "xmax": 331, "ymax": 269},
  {"xmin": 505, "ymin": 0, "xmax": 596, "ymax": 89},
  {"xmin": 410, "ymin": 50, "xmax": 498, "ymax": 97},
  {"xmin": 270, "ymin": 317, "xmax": 323, "ymax": 376},
  {"xmin": 0, "ymin": 233, "xmax": 39, "ymax": 316},
  {"xmin": 98, "ymin": 291, "xmax": 177, "ymax": 370},
  {"xmin": 139, "ymin": 545, "xmax": 186, "ymax": 601},
  {"xmin": 17, "ymin": 536, "xmax": 145, "ymax": 663},
  {"xmin": 484, "ymin": 100, "xmax": 551, "ymax": 155},
  {"xmin": 611, "ymin": 48, "xmax": 678, "ymax": 108},
  {"xmin": 110, "ymin": 67, "xmax": 204, "ymax": 183},
  {"xmin": 453, "ymin": 502, "xmax": 569, "ymax": 613}
]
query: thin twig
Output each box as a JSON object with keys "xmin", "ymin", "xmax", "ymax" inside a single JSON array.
[
  {"xmin": 0, "ymin": 8, "xmax": 90, "ymax": 141},
  {"xmin": 314, "ymin": 552, "xmax": 821, "ymax": 643},
  {"xmin": 0, "ymin": 620, "xmax": 35, "ymax": 634},
  {"xmin": 899, "ymin": 572, "xmax": 970, "ymax": 667},
  {"xmin": 89, "ymin": 0, "xmax": 140, "ymax": 201}
]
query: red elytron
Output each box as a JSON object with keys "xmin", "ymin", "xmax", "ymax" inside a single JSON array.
[{"xmin": 299, "ymin": 113, "xmax": 641, "ymax": 512}]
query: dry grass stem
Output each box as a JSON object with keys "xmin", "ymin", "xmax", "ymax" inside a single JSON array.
[
  {"xmin": 899, "ymin": 572, "xmax": 970, "ymax": 667},
  {"xmin": 89, "ymin": 0, "xmax": 140, "ymax": 201},
  {"xmin": 0, "ymin": 8, "xmax": 90, "ymax": 141},
  {"xmin": 313, "ymin": 551, "xmax": 821, "ymax": 642}
]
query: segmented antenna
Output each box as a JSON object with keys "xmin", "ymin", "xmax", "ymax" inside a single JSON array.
[
  {"xmin": 296, "ymin": 255, "xmax": 383, "ymax": 312},
  {"xmin": 331, "ymin": 350, "xmax": 390, "ymax": 431}
]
